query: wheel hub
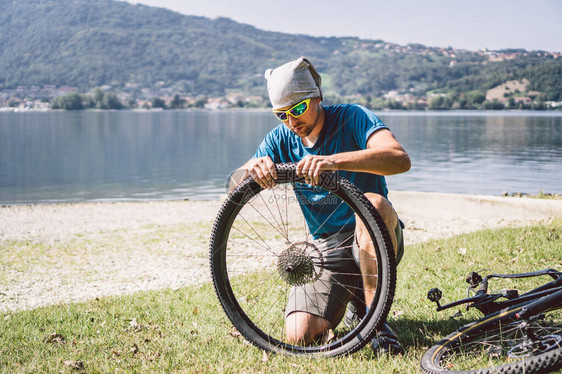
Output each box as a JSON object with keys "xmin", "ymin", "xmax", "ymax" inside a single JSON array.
[
  {"xmin": 277, "ymin": 242, "xmax": 322, "ymax": 286},
  {"xmin": 508, "ymin": 334, "xmax": 562, "ymax": 358}
]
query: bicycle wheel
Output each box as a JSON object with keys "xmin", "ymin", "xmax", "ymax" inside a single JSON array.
[
  {"xmin": 209, "ymin": 163, "xmax": 396, "ymax": 357},
  {"xmin": 421, "ymin": 305, "xmax": 562, "ymax": 373}
]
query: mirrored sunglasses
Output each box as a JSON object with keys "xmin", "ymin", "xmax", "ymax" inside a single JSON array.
[{"xmin": 272, "ymin": 98, "xmax": 311, "ymax": 121}]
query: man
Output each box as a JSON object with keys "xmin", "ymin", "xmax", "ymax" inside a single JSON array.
[{"xmin": 234, "ymin": 57, "xmax": 410, "ymax": 354}]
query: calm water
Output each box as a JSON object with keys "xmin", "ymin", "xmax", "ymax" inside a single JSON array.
[{"xmin": 0, "ymin": 110, "xmax": 561, "ymax": 204}]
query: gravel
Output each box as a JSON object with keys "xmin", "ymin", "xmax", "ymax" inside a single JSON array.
[{"xmin": 1, "ymin": 193, "xmax": 560, "ymax": 313}]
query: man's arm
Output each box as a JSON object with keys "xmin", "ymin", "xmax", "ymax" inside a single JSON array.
[
  {"xmin": 331, "ymin": 129, "xmax": 411, "ymax": 175},
  {"xmin": 296, "ymin": 129, "xmax": 410, "ymax": 185}
]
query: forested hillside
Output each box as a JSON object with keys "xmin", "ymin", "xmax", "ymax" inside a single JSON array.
[{"xmin": 1, "ymin": 0, "xmax": 560, "ymax": 108}]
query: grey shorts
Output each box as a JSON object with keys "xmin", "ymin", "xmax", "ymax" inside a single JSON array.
[{"xmin": 284, "ymin": 220, "xmax": 404, "ymax": 324}]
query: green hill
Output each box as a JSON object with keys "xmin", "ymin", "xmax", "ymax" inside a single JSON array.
[{"xmin": 1, "ymin": 0, "xmax": 561, "ymax": 103}]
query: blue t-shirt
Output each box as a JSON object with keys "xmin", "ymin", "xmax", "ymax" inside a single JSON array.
[{"xmin": 254, "ymin": 104, "xmax": 389, "ymax": 238}]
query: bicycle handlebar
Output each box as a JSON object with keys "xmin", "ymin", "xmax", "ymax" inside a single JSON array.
[{"xmin": 428, "ymin": 268, "xmax": 562, "ymax": 314}]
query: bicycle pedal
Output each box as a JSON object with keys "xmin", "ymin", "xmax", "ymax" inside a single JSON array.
[
  {"xmin": 466, "ymin": 272, "xmax": 482, "ymax": 287},
  {"xmin": 427, "ymin": 288, "xmax": 442, "ymax": 302},
  {"xmin": 427, "ymin": 288, "xmax": 443, "ymax": 310}
]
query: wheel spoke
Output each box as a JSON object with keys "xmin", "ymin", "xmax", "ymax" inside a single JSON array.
[
  {"xmin": 430, "ymin": 309, "xmax": 562, "ymax": 372},
  {"xmin": 210, "ymin": 164, "xmax": 395, "ymax": 356}
]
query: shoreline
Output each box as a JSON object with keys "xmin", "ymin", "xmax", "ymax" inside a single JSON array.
[
  {"xmin": 2, "ymin": 107, "xmax": 562, "ymax": 115},
  {"xmin": 2, "ymin": 189, "xmax": 560, "ymax": 208},
  {"xmin": 1, "ymin": 191, "xmax": 561, "ymax": 313}
]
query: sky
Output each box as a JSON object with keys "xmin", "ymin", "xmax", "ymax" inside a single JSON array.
[{"xmin": 121, "ymin": 0, "xmax": 562, "ymax": 52}]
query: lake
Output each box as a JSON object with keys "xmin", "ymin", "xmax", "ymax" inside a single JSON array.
[{"xmin": 0, "ymin": 110, "xmax": 561, "ymax": 204}]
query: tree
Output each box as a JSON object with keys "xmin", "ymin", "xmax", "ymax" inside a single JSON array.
[
  {"xmin": 93, "ymin": 87, "xmax": 104, "ymax": 108},
  {"xmin": 466, "ymin": 91, "xmax": 486, "ymax": 108},
  {"xmin": 483, "ymin": 100, "xmax": 505, "ymax": 110},
  {"xmin": 102, "ymin": 92, "xmax": 122, "ymax": 109},
  {"xmin": 82, "ymin": 95, "xmax": 96, "ymax": 108},
  {"xmin": 169, "ymin": 94, "xmax": 186, "ymax": 109},
  {"xmin": 150, "ymin": 97, "xmax": 165, "ymax": 108},
  {"xmin": 507, "ymin": 97, "xmax": 515, "ymax": 109},
  {"xmin": 428, "ymin": 96, "xmax": 444, "ymax": 110},
  {"xmin": 51, "ymin": 93, "xmax": 83, "ymax": 110},
  {"xmin": 191, "ymin": 96, "xmax": 207, "ymax": 108},
  {"xmin": 7, "ymin": 99, "xmax": 19, "ymax": 107}
]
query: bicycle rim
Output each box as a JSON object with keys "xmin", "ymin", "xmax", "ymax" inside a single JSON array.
[
  {"xmin": 421, "ymin": 306, "xmax": 562, "ymax": 374},
  {"xmin": 209, "ymin": 164, "xmax": 396, "ymax": 357}
]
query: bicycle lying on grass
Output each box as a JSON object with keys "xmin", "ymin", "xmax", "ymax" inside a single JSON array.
[
  {"xmin": 208, "ymin": 163, "xmax": 397, "ymax": 357},
  {"xmin": 422, "ymin": 268, "xmax": 562, "ymax": 373}
]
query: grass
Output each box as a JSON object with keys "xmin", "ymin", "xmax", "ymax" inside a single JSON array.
[
  {"xmin": 1, "ymin": 219, "xmax": 561, "ymax": 373},
  {"xmin": 503, "ymin": 191, "xmax": 562, "ymax": 199},
  {"xmin": 535, "ymin": 191, "xmax": 562, "ymax": 200}
]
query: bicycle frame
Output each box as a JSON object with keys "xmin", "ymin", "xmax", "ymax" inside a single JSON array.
[
  {"xmin": 427, "ymin": 268, "xmax": 562, "ymax": 316},
  {"xmin": 422, "ymin": 268, "xmax": 562, "ymax": 374}
]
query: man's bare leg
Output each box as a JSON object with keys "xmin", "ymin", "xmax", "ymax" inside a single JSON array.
[
  {"xmin": 285, "ymin": 304, "xmax": 348, "ymax": 345},
  {"xmin": 354, "ymin": 193, "xmax": 404, "ymax": 354},
  {"xmin": 355, "ymin": 193, "xmax": 398, "ymax": 307},
  {"xmin": 284, "ymin": 312, "xmax": 329, "ymax": 345}
]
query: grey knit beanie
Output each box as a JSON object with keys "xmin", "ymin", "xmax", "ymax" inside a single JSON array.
[{"xmin": 264, "ymin": 57, "xmax": 322, "ymax": 110}]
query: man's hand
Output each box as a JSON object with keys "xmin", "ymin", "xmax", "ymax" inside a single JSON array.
[
  {"xmin": 245, "ymin": 156, "xmax": 278, "ymax": 190},
  {"xmin": 296, "ymin": 155, "xmax": 337, "ymax": 186},
  {"xmin": 229, "ymin": 157, "xmax": 277, "ymax": 192}
]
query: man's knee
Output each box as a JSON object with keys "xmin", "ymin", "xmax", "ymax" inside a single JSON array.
[
  {"xmin": 363, "ymin": 193, "xmax": 397, "ymax": 229},
  {"xmin": 358, "ymin": 193, "xmax": 399, "ymax": 258},
  {"xmin": 285, "ymin": 312, "xmax": 329, "ymax": 345}
]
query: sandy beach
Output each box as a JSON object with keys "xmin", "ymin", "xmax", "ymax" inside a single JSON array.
[{"xmin": 1, "ymin": 191, "xmax": 561, "ymax": 313}]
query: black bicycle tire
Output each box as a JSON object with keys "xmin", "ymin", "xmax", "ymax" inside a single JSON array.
[
  {"xmin": 421, "ymin": 305, "xmax": 562, "ymax": 374},
  {"xmin": 209, "ymin": 163, "xmax": 397, "ymax": 357}
]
